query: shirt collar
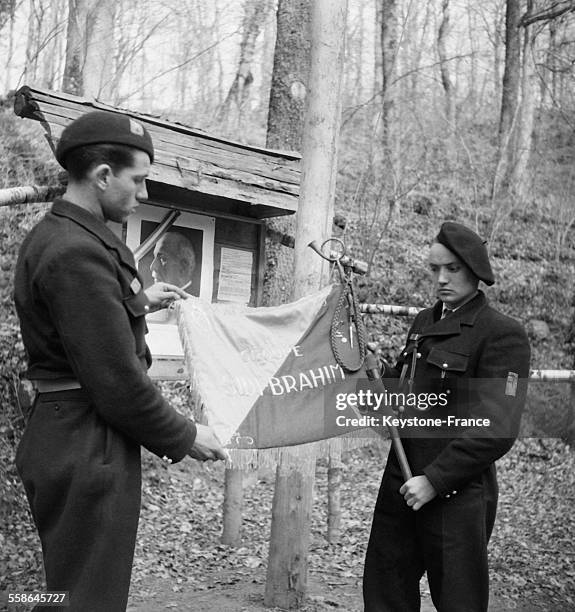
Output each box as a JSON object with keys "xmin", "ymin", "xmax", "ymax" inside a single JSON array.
[{"xmin": 441, "ymin": 290, "xmax": 479, "ymax": 317}]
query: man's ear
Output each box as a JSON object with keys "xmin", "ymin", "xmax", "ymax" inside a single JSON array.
[{"xmin": 91, "ymin": 164, "xmax": 113, "ymax": 191}]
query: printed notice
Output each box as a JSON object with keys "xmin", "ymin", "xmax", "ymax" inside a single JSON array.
[{"xmin": 217, "ymin": 248, "xmax": 253, "ymax": 304}]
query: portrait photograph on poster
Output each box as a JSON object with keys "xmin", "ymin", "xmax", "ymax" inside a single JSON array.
[
  {"xmin": 125, "ymin": 204, "xmax": 215, "ymax": 356},
  {"xmin": 126, "ymin": 203, "xmax": 215, "ymax": 303}
]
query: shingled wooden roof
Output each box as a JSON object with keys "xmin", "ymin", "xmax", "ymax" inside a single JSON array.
[{"xmin": 13, "ymin": 86, "xmax": 300, "ymax": 219}]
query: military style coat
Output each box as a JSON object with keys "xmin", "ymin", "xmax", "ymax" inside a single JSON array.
[
  {"xmin": 364, "ymin": 291, "xmax": 530, "ymax": 611},
  {"xmin": 14, "ymin": 199, "xmax": 198, "ymax": 610},
  {"xmin": 385, "ymin": 291, "xmax": 531, "ymax": 498},
  {"xmin": 14, "ymin": 198, "xmax": 196, "ymax": 461}
]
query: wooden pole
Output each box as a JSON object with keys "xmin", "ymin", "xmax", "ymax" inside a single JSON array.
[
  {"xmin": 221, "ymin": 467, "xmax": 243, "ymax": 547},
  {"xmin": 291, "ymin": 2, "xmax": 348, "ymax": 297},
  {"xmin": 264, "ymin": 0, "xmax": 348, "ymax": 607}
]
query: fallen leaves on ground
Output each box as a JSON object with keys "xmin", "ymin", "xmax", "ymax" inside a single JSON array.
[{"xmin": 1, "ymin": 439, "xmax": 574, "ymax": 611}]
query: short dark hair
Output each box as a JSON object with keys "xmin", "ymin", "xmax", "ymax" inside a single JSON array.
[{"xmin": 65, "ymin": 143, "xmax": 136, "ymax": 180}]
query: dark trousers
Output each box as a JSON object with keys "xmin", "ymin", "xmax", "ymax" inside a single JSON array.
[
  {"xmin": 363, "ymin": 451, "xmax": 497, "ymax": 612},
  {"xmin": 16, "ymin": 391, "xmax": 141, "ymax": 612}
]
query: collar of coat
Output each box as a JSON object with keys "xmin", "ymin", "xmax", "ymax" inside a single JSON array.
[
  {"xmin": 51, "ymin": 198, "xmax": 137, "ymax": 272},
  {"xmin": 419, "ymin": 291, "xmax": 488, "ymax": 338}
]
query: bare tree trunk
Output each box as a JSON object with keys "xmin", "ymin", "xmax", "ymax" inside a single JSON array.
[
  {"xmin": 139, "ymin": 46, "xmax": 148, "ymax": 108},
  {"xmin": 3, "ymin": 0, "xmax": 16, "ymax": 91},
  {"xmin": 546, "ymin": 20, "xmax": 558, "ymax": 104},
  {"xmin": 63, "ymin": 0, "xmax": 115, "ymax": 99},
  {"xmin": 258, "ymin": 7, "xmax": 276, "ymax": 123},
  {"xmin": 0, "ymin": 0, "xmax": 16, "ymax": 32},
  {"xmin": 509, "ymin": 7, "xmax": 537, "ymax": 200},
  {"xmin": 489, "ymin": 2, "xmax": 506, "ymax": 110},
  {"xmin": 266, "ymin": 0, "xmax": 311, "ymax": 152},
  {"xmin": 62, "ymin": 0, "xmax": 85, "ymax": 95},
  {"xmin": 374, "ymin": 0, "xmax": 401, "ymax": 226},
  {"xmin": 407, "ymin": 2, "xmax": 432, "ymax": 104},
  {"xmin": 374, "ymin": 1, "xmax": 382, "ymax": 98},
  {"xmin": 437, "ymin": 0, "xmax": 453, "ymax": 122},
  {"xmin": 491, "ymin": 0, "xmax": 522, "ymax": 202},
  {"xmin": 175, "ymin": 12, "xmax": 188, "ymax": 109},
  {"xmin": 41, "ymin": 0, "xmax": 63, "ymax": 90},
  {"xmin": 344, "ymin": 0, "xmax": 365, "ymax": 106},
  {"xmin": 467, "ymin": 3, "xmax": 477, "ymax": 114},
  {"xmin": 263, "ymin": 0, "xmax": 312, "ymax": 308},
  {"xmin": 83, "ymin": 0, "xmax": 114, "ymax": 99},
  {"xmin": 214, "ymin": 0, "xmax": 226, "ymax": 109},
  {"xmin": 24, "ymin": 0, "xmax": 43, "ymax": 84},
  {"xmin": 264, "ymin": 0, "xmax": 348, "ymax": 607},
  {"xmin": 380, "ymin": 0, "xmax": 399, "ymax": 160},
  {"xmin": 498, "ymin": 0, "xmax": 522, "ymax": 139},
  {"xmin": 217, "ymin": 0, "xmax": 275, "ymax": 137},
  {"xmin": 355, "ymin": 0, "xmax": 365, "ymax": 102},
  {"xmin": 437, "ymin": 0, "xmax": 455, "ymax": 140}
]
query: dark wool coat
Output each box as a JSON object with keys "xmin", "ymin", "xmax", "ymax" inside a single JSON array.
[
  {"xmin": 14, "ymin": 199, "xmax": 196, "ymax": 611},
  {"xmin": 364, "ymin": 291, "xmax": 531, "ymax": 612},
  {"xmin": 391, "ymin": 290, "xmax": 531, "ymax": 496}
]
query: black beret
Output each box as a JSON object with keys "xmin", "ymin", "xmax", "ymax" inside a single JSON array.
[
  {"xmin": 436, "ymin": 221, "xmax": 495, "ymax": 286},
  {"xmin": 55, "ymin": 111, "xmax": 154, "ymax": 168}
]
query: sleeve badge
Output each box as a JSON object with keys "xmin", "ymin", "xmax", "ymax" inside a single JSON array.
[{"xmin": 505, "ymin": 372, "xmax": 518, "ymax": 397}]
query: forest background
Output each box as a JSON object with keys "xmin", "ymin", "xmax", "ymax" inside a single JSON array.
[{"xmin": 1, "ymin": 0, "xmax": 575, "ymax": 610}]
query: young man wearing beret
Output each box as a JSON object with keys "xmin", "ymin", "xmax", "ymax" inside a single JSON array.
[
  {"xmin": 363, "ymin": 222, "xmax": 531, "ymax": 611},
  {"xmin": 14, "ymin": 111, "xmax": 226, "ymax": 611}
]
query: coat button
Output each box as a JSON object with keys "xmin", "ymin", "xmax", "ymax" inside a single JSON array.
[
  {"xmin": 442, "ymin": 363, "xmax": 448, "ymax": 368},
  {"xmin": 162, "ymin": 455, "xmax": 172, "ymax": 464},
  {"xmin": 144, "ymin": 305, "xmax": 150, "ymax": 312},
  {"xmin": 416, "ymin": 352, "xmax": 422, "ymax": 358}
]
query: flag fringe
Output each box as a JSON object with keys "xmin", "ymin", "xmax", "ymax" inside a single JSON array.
[{"xmin": 225, "ymin": 429, "xmax": 388, "ymax": 472}]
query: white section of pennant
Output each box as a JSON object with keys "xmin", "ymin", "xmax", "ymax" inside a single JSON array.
[{"xmin": 176, "ymin": 285, "xmax": 333, "ymax": 446}]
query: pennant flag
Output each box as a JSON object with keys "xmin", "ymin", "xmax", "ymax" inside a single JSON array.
[{"xmin": 176, "ymin": 285, "xmax": 368, "ymax": 449}]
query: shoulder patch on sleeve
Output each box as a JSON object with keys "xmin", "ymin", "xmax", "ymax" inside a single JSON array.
[
  {"xmin": 505, "ymin": 372, "xmax": 518, "ymax": 396},
  {"xmin": 130, "ymin": 277, "xmax": 142, "ymax": 294}
]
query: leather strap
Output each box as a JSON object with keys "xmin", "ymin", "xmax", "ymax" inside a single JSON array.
[{"xmin": 33, "ymin": 379, "xmax": 82, "ymax": 393}]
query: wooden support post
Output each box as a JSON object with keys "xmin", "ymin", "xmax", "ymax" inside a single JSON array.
[
  {"xmin": 264, "ymin": 454, "xmax": 315, "ymax": 609},
  {"xmin": 221, "ymin": 467, "xmax": 244, "ymax": 547},
  {"xmin": 264, "ymin": 0, "xmax": 348, "ymax": 607}
]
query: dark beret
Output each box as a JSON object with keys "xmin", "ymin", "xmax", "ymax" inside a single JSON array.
[
  {"xmin": 55, "ymin": 111, "xmax": 154, "ymax": 168},
  {"xmin": 436, "ymin": 221, "xmax": 495, "ymax": 286}
]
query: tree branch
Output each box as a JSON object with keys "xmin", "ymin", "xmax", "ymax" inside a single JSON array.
[
  {"xmin": 520, "ymin": 0, "xmax": 575, "ymax": 27},
  {"xmin": 116, "ymin": 28, "xmax": 240, "ymax": 106}
]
